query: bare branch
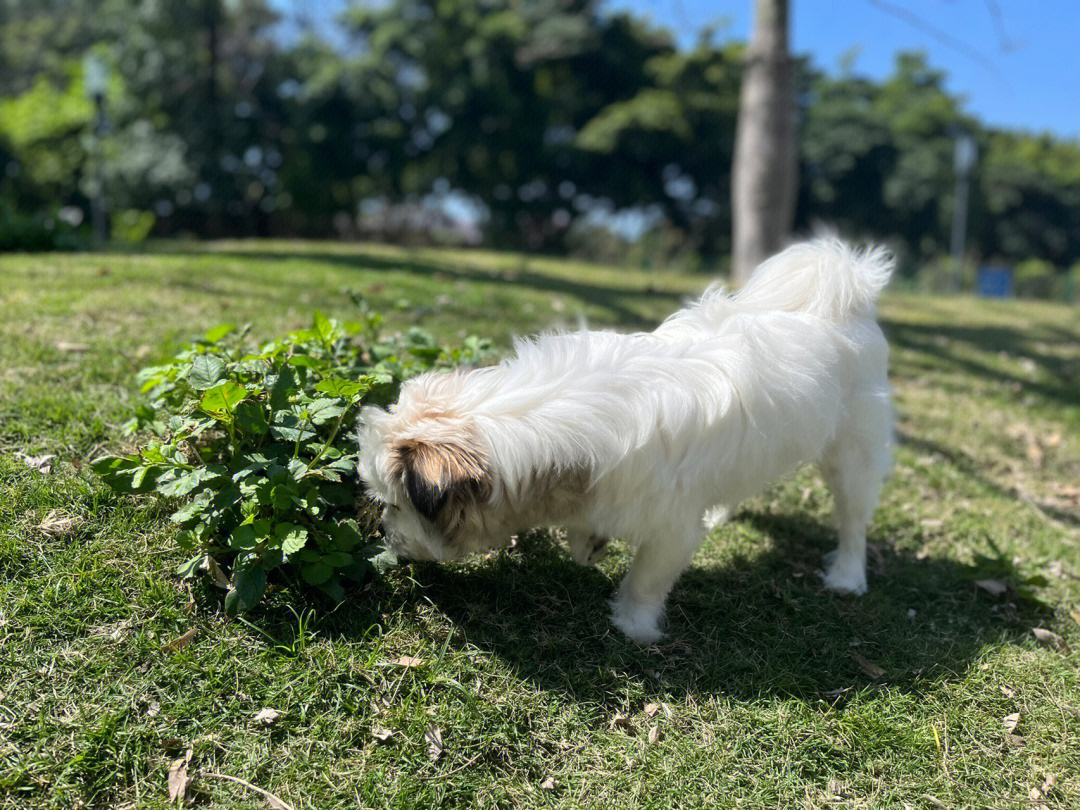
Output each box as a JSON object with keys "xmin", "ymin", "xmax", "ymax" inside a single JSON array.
[{"xmin": 866, "ymin": 0, "xmax": 1002, "ymax": 76}]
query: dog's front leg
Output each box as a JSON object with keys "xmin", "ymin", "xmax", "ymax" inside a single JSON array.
[
  {"xmin": 566, "ymin": 530, "xmax": 610, "ymax": 566},
  {"xmin": 609, "ymin": 526, "xmax": 702, "ymax": 644}
]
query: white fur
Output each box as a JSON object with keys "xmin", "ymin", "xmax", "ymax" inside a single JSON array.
[{"xmin": 359, "ymin": 238, "xmax": 894, "ymax": 643}]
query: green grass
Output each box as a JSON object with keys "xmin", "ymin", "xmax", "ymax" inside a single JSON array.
[{"xmin": 2, "ymin": 241, "xmax": 1079, "ymax": 809}]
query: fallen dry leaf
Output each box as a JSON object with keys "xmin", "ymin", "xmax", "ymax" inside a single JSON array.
[
  {"xmin": 1006, "ymin": 733, "xmax": 1026, "ymax": 748},
  {"xmin": 975, "ymin": 579, "xmax": 1010, "ymax": 597},
  {"xmin": 391, "ymin": 656, "xmax": 424, "ymax": 669},
  {"xmin": 202, "ymin": 556, "xmax": 230, "ymax": 590},
  {"xmin": 1057, "ymin": 484, "xmax": 1080, "ymax": 505},
  {"xmin": 647, "ymin": 725, "xmax": 662, "ymax": 745},
  {"xmin": 1043, "ymin": 431, "xmax": 1063, "ymax": 448},
  {"xmin": 36, "ymin": 510, "xmax": 81, "ymax": 537},
  {"xmin": 1032, "ymin": 628, "xmax": 1070, "ymax": 653},
  {"xmin": 1069, "ymin": 609, "xmax": 1080, "ymax": 628},
  {"xmin": 162, "ymin": 628, "xmax": 198, "ymax": 652},
  {"xmin": 55, "ymin": 341, "xmax": 90, "ymax": 352},
  {"xmin": 1003, "ymin": 712, "xmax": 1021, "ymax": 733},
  {"xmin": 643, "ymin": 703, "xmax": 660, "ymax": 718},
  {"xmin": 540, "ymin": 777, "xmax": 556, "ymax": 791},
  {"xmin": 146, "ymin": 700, "xmax": 161, "ymax": 718},
  {"xmin": 1041, "ymin": 773, "xmax": 1056, "ymax": 793},
  {"xmin": 167, "ymin": 749, "xmax": 193, "ymax": 802},
  {"xmin": 16, "ymin": 453, "xmax": 54, "ymax": 474},
  {"xmin": 424, "ymin": 725, "xmax": 444, "ymax": 762},
  {"xmin": 1029, "ymin": 786, "xmax": 1042, "ymax": 802},
  {"xmin": 660, "ymin": 702, "xmax": 674, "ymax": 719},
  {"xmin": 851, "ymin": 650, "xmax": 886, "ymax": 679},
  {"xmin": 609, "ymin": 712, "xmax": 632, "ymax": 731},
  {"xmin": 1000, "ymin": 684, "xmax": 1016, "ymax": 698},
  {"xmin": 254, "ymin": 708, "xmax": 281, "ymax": 726},
  {"xmin": 371, "ymin": 726, "xmax": 394, "ymax": 743},
  {"xmin": 921, "ymin": 794, "xmax": 947, "ymax": 809}
]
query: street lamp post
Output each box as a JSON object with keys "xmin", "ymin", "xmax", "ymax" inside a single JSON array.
[
  {"xmin": 83, "ymin": 56, "xmax": 109, "ymax": 246},
  {"xmin": 950, "ymin": 132, "xmax": 977, "ymax": 289}
]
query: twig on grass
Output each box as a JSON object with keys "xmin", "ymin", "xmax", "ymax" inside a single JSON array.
[{"xmin": 202, "ymin": 771, "xmax": 296, "ymax": 810}]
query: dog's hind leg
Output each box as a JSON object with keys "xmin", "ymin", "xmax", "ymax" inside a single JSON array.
[
  {"xmin": 609, "ymin": 523, "xmax": 702, "ymax": 644},
  {"xmin": 819, "ymin": 391, "xmax": 892, "ymax": 595}
]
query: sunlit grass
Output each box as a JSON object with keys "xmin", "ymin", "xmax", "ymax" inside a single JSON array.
[{"xmin": 1, "ymin": 242, "xmax": 1078, "ymax": 808}]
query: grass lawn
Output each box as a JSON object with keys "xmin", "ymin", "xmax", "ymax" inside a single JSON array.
[{"xmin": 2, "ymin": 241, "xmax": 1079, "ymax": 809}]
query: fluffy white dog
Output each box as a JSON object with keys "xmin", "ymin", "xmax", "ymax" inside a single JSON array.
[{"xmin": 358, "ymin": 238, "xmax": 894, "ymax": 644}]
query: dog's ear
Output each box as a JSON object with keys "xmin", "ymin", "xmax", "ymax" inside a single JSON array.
[{"xmin": 395, "ymin": 434, "xmax": 487, "ymax": 523}]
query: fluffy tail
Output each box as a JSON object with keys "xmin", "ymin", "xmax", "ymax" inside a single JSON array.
[{"xmin": 735, "ymin": 237, "xmax": 893, "ymax": 320}]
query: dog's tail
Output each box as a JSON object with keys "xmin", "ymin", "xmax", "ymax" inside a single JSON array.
[{"xmin": 735, "ymin": 237, "xmax": 893, "ymax": 320}]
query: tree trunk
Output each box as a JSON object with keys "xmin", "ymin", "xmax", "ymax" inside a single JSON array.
[{"xmin": 731, "ymin": 0, "xmax": 797, "ymax": 285}]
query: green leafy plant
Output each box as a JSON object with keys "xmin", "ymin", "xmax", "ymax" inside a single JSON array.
[{"xmin": 92, "ymin": 308, "xmax": 494, "ymax": 614}]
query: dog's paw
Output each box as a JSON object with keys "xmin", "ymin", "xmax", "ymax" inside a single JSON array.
[
  {"xmin": 821, "ymin": 555, "xmax": 868, "ymax": 595},
  {"xmin": 609, "ymin": 595, "xmax": 664, "ymax": 645},
  {"xmin": 702, "ymin": 505, "xmax": 730, "ymax": 531},
  {"xmin": 568, "ymin": 533, "xmax": 609, "ymax": 566}
]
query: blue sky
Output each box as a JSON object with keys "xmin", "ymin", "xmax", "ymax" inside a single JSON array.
[
  {"xmin": 612, "ymin": 0, "xmax": 1079, "ymax": 138},
  {"xmin": 275, "ymin": 0, "xmax": 1079, "ymax": 138}
]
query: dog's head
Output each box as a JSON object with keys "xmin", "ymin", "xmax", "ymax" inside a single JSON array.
[{"xmin": 358, "ymin": 380, "xmax": 499, "ymax": 561}]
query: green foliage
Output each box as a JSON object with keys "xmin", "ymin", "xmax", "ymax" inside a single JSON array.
[
  {"xmin": 110, "ymin": 208, "xmax": 155, "ymax": 244},
  {"xmin": 3, "ymin": 2, "xmax": 1080, "ymax": 266},
  {"xmin": 1065, "ymin": 263, "xmax": 1080, "ymax": 303},
  {"xmin": 91, "ymin": 309, "xmax": 495, "ymax": 614},
  {"xmin": 0, "ymin": 202, "xmax": 86, "ymax": 251},
  {"xmin": 1013, "ymin": 258, "xmax": 1058, "ymax": 300}
]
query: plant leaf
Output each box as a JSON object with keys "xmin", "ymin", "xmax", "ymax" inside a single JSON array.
[
  {"xmin": 277, "ymin": 524, "xmax": 308, "ymax": 555},
  {"xmin": 202, "ymin": 324, "xmax": 236, "ymax": 343},
  {"xmin": 200, "ymin": 381, "xmax": 248, "ymax": 417},
  {"xmin": 301, "ymin": 561, "xmax": 333, "ymax": 585},
  {"xmin": 189, "ymin": 354, "xmax": 226, "ymax": 390},
  {"xmin": 225, "ymin": 565, "xmax": 267, "ymax": 616},
  {"xmin": 269, "ymin": 366, "xmax": 296, "ymax": 410},
  {"xmin": 315, "ymin": 377, "xmax": 369, "ymax": 399},
  {"xmin": 177, "ymin": 554, "xmax": 204, "ymax": 579}
]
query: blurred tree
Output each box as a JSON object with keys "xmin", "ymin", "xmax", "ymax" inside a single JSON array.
[
  {"xmin": 800, "ymin": 53, "xmax": 975, "ymax": 262},
  {"xmin": 1, "ymin": 0, "xmax": 1079, "ymax": 269},
  {"xmin": 342, "ymin": 0, "xmax": 667, "ymax": 249},
  {"xmin": 974, "ymin": 130, "xmax": 1080, "ymax": 266},
  {"xmin": 576, "ymin": 32, "xmax": 743, "ymax": 257},
  {"xmin": 731, "ymin": 0, "xmax": 797, "ymax": 283}
]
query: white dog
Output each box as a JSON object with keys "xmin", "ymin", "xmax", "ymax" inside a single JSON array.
[{"xmin": 358, "ymin": 238, "xmax": 893, "ymax": 644}]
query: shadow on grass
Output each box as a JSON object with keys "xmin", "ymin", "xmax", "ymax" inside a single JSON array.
[
  {"xmin": 191, "ymin": 245, "xmax": 684, "ymax": 331},
  {"xmin": 898, "ymin": 428, "xmax": 1080, "ymax": 529},
  {"xmin": 298, "ymin": 510, "xmax": 1052, "ymax": 707},
  {"xmin": 881, "ymin": 316, "xmax": 1080, "ymax": 412}
]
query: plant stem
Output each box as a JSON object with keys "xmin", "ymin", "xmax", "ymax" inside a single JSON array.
[{"xmin": 304, "ymin": 403, "xmax": 353, "ymax": 475}]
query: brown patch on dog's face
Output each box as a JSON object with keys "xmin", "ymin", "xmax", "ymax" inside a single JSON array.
[{"xmin": 392, "ymin": 430, "xmax": 489, "ymax": 531}]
